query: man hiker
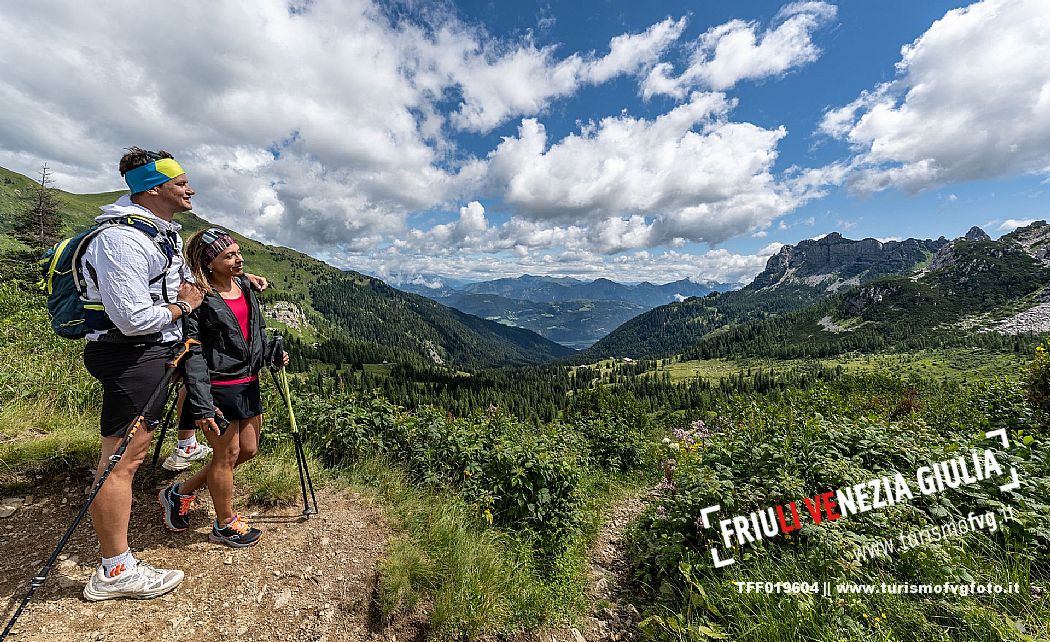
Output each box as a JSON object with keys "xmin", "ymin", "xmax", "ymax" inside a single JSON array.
[{"xmin": 79, "ymin": 147, "xmax": 265, "ymax": 600}]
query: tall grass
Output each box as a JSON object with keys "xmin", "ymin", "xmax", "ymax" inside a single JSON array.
[
  {"xmin": 0, "ymin": 284, "xmax": 103, "ymax": 486},
  {"xmin": 342, "ymin": 456, "xmax": 605, "ymax": 639},
  {"xmin": 237, "ymin": 441, "xmax": 326, "ymax": 506},
  {"xmin": 0, "ymin": 283, "xmax": 101, "ymax": 416}
]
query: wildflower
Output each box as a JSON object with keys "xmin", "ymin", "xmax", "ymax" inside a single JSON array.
[
  {"xmin": 464, "ymin": 469, "xmax": 472, "ymax": 477},
  {"xmin": 657, "ymin": 478, "xmax": 677, "ymax": 494}
]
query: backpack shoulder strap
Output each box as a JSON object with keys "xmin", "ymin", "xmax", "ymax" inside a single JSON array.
[
  {"xmin": 72, "ymin": 216, "xmax": 179, "ymax": 294},
  {"xmin": 118, "ymin": 215, "xmax": 178, "ymax": 267}
]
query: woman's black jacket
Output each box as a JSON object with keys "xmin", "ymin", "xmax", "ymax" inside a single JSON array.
[{"xmin": 182, "ymin": 276, "xmax": 271, "ymax": 421}]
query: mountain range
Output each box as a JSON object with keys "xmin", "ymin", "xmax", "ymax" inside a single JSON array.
[
  {"xmin": 4, "ymin": 164, "xmax": 1046, "ymax": 371},
  {"xmin": 392, "ymin": 273, "xmax": 733, "ymax": 349},
  {"xmin": 578, "ymin": 224, "xmax": 1050, "ymax": 361}
]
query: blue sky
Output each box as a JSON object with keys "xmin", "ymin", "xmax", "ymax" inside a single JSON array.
[
  {"xmin": 0, "ymin": 0, "xmax": 1047, "ymax": 285},
  {"xmin": 439, "ymin": 0, "xmax": 1046, "ymax": 257}
]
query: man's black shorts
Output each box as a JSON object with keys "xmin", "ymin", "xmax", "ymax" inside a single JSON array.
[{"xmin": 84, "ymin": 341, "xmax": 176, "ymax": 438}]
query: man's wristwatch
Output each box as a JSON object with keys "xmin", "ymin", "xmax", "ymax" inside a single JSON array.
[{"xmin": 174, "ymin": 300, "xmax": 193, "ymax": 317}]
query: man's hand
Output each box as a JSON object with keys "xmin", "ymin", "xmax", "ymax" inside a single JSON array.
[
  {"xmin": 178, "ymin": 281, "xmax": 204, "ymax": 309},
  {"xmin": 245, "ymin": 273, "xmax": 268, "ymax": 291},
  {"xmin": 282, "ymin": 351, "xmax": 290, "ymax": 366}
]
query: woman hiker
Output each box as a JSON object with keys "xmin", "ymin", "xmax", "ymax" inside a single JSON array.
[{"xmin": 159, "ymin": 227, "xmax": 288, "ymax": 547}]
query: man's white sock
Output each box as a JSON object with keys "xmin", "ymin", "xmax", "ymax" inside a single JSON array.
[
  {"xmin": 101, "ymin": 549, "xmax": 136, "ymax": 578},
  {"xmin": 177, "ymin": 435, "xmax": 198, "ymax": 451}
]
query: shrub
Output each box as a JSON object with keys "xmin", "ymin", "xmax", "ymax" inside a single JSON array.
[
  {"xmin": 563, "ymin": 386, "xmax": 651, "ymax": 472},
  {"xmin": 626, "ymin": 374, "xmax": 1050, "ymax": 641},
  {"xmin": 303, "ymin": 392, "xmax": 585, "ymax": 547},
  {"xmin": 1025, "ymin": 343, "xmax": 1050, "ymax": 428}
]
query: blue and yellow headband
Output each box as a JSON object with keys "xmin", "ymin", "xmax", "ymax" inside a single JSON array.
[{"xmin": 124, "ymin": 157, "xmax": 186, "ymax": 194}]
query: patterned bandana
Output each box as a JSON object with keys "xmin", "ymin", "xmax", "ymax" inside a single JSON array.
[{"xmin": 201, "ymin": 228, "xmax": 236, "ymax": 265}]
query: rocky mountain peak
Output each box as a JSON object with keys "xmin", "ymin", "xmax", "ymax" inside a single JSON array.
[
  {"xmin": 750, "ymin": 233, "xmax": 947, "ymax": 290},
  {"xmin": 963, "ymin": 226, "xmax": 991, "ymax": 242}
]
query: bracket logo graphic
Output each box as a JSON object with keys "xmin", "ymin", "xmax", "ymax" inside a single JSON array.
[{"xmin": 696, "ymin": 429, "xmax": 1021, "ymax": 569}]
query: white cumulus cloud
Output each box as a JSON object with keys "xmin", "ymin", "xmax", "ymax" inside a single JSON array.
[
  {"xmin": 998, "ymin": 218, "xmax": 1037, "ymax": 232},
  {"xmin": 440, "ymin": 17, "xmax": 686, "ymax": 133},
  {"xmin": 486, "ymin": 92, "xmax": 798, "ymax": 251},
  {"xmin": 642, "ymin": 1, "xmax": 837, "ymax": 99},
  {"xmin": 820, "ymin": 0, "xmax": 1050, "ymax": 192}
]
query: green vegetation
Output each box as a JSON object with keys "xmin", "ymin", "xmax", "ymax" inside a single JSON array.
[
  {"xmin": 310, "ymin": 273, "xmax": 574, "ymax": 369},
  {"xmin": 625, "ymin": 372, "xmax": 1050, "ymax": 641},
  {"xmin": 344, "ymin": 458, "xmax": 591, "ymax": 637},
  {"xmin": 659, "ymin": 350, "xmax": 1031, "ymax": 386},
  {"xmin": 1026, "ymin": 343, "xmax": 1050, "ymax": 429}
]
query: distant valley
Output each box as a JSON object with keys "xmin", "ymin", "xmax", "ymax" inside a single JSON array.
[{"xmin": 385, "ymin": 273, "xmax": 734, "ymax": 348}]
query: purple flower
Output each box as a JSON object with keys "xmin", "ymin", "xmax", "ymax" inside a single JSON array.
[{"xmin": 657, "ymin": 478, "xmax": 677, "ymax": 494}]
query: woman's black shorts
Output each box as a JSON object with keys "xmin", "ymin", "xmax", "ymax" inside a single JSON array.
[
  {"xmin": 83, "ymin": 341, "xmax": 177, "ymax": 438},
  {"xmin": 179, "ymin": 379, "xmax": 263, "ymax": 429}
]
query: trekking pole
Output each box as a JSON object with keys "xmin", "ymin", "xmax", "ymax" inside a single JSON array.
[
  {"xmin": 271, "ymin": 366, "xmax": 318, "ymax": 516},
  {"xmin": 265, "ymin": 336, "xmax": 317, "ymax": 516},
  {"xmin": 1, "ymin": 338, "xmax": 199, "ymax": 642},
  {"xmin": 150, "ymin": 375, "xmax": 183, "ymax": 469}
]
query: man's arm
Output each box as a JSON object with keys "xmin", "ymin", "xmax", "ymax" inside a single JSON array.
[
  {"xmin": 244, "ymin": 273, "xmax": 268, "ymax": 291},
  {"xmin": 91, "ymin": 230, "xmax": 175, "ymax": 335}
]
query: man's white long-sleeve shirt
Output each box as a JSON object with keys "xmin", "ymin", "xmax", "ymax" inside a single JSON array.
[{"xmin": 81, "ymin": 196, "xmax": 188, "ymax": 343}]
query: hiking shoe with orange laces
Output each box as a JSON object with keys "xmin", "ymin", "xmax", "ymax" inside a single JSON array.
[
  {"xmin": 159, "ymin": 483, "xmax": 195, "ymax": 532},
  {"xmin": 83, "ymin": 561, "xmax": 183, "ymax": 601},
  {"xmin": 209, "ymin": 515, "xmax": 262, "ymax": 548}
]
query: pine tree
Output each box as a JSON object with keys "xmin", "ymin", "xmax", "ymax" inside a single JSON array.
[{"xmin": 16, "ymin": 164, "xmax": 62, "ymax": 249}]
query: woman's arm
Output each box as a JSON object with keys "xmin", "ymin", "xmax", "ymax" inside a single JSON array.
[{"xmin": 181, "ymin": 305, "xmax": 219, "ymax": 432}]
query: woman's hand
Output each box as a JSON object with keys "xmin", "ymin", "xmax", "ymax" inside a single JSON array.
[
  {"xmin": 282, "ymin": 351, "xmax": 290, "ymax": 366},
  {"xmin": 196, "ymin": 416, "xmax": 221, "ymax": 436}
]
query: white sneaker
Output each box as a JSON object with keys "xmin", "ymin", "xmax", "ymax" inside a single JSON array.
[
  {"xmin": 162, "ymin": 443, "xmax": 213, "ymax": 471},
  {"xmin": 83, "ymin": 561, "xmax": 184, "ymax": 601}
]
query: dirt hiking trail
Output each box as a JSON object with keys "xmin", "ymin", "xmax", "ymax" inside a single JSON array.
[
  {"xmin": 0, "ymin": 470, "xmax": 425, "ymax": 642},
  {"xmin": 2, "ymin": 469, "xmax": 650, "ymax": 642}
]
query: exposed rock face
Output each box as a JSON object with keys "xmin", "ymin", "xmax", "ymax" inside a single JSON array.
[
  {"xmin": 263, "ymin": 301, "xmax": 308, "ymax": 330},
  {"xmin": 1004, "ymin": 220, "xmax": 1050, "ymax": 265},
  {"xmin": 927, "ymin": 220, "xmax": 1050, "ymax": 276},
  {"xmin": 964, "ymin": 226, "xmax": 991, "ymax": 241},
  {"xmin": 751, "ymin": 233, "xmax": 947, "ymax": 290},
  {"xmin": 993, "ymin": 302, "xmax": 1050, "ymax": 335},
  {"xmin": 841, "ymin": 284, "xmax": 890, "ymax": 316}
]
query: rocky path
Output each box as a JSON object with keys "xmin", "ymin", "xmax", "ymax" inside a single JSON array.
[
  {"xmin": 523, "ymin": 488, "xmax": 654, "ymax": 642},
  {"xmin": 0, "ymin": 472, "xmax": 424, "ymax": 642}
]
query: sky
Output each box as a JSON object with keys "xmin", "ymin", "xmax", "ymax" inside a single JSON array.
[{"xmin": 1, "ymin": 0, "xmax": 1048, "ymax": 286}]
